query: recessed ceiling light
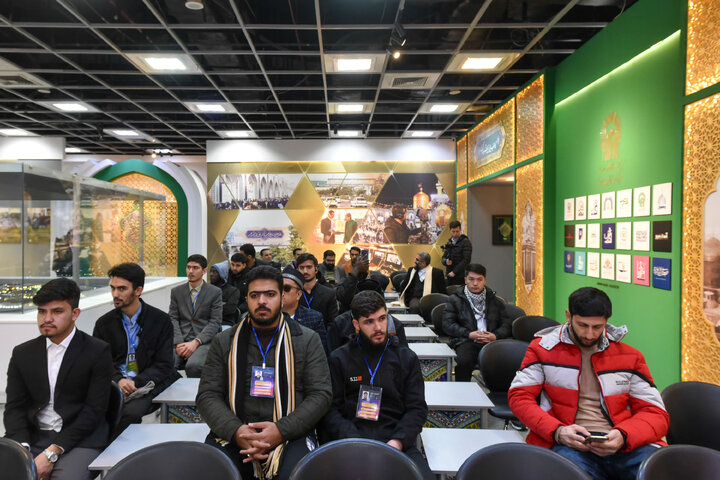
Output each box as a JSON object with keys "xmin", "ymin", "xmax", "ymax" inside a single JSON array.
[
  {"xmin": 185, "ymin": 0, "xmax": 204, "ymax": 9},
  {"xmin": 38, "ymin": 100, "xmax": 99, "ymax": 113},
  {"xmin": 449, "ymin": 90, "xmax": 461, "ymax": 95},
  {"xmin": 126, "ymin": 53, "xmax": 201, "ymax": 74},
  {"xmin": 145, "ymin": 57, "xmax": 186, "ymax": 71},
  {"xmin": 337, "ymin": 104, "xmax": 365, "ymax": 113},
  {"xmin": 330, "ymin": 130, "xmax": 363, "ymax": 138},
  {"xmin": 447, "ymin": 53, "xmax": 519, "ymax": 72},
  {"xmin": 324, "ymin": 54, "xmax": 386, "ymax": 74},
  {"xmin": 53, "ymin": 103, "xmax": 89, "ymax": 112},
  {"xmin": 461, "ymin": 57, "xmax": 503, "ymax": 70},
  {"xmin": 111, "ymin": 129, "xmax": 139, "ymax": 137},
  {"xmin": 196, "ymin": 104, "xmax": 226, "ymax": 113},
  {"xmin": 337, "ymin": 58, "xmax": 372, "ymax": 72},
  {"xmin": 429, "ymin": 104, "xmax": 459, "ymax": 113},
  {"xmin": 219, "ymin": 130, "xmax": 257, "ymax": 138},
  {"xmin": 183, "ymin": 101, "xmax": 236, "ymax": 114},
  {"xmin": 65, "ymin": 147, "xmax": 85, "ymax": 153},
  {"xmin": 410, "ymin": 131, "xmax": 435, "ymax": 137},
  {"xmin": 0, "ymin": 128, "xmax": 36, "ymax": 136}
]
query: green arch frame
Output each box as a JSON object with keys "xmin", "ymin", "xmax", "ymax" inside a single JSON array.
[{"xmin": 94, "ymin": 159, "xmax": 188, "ymax": 276}]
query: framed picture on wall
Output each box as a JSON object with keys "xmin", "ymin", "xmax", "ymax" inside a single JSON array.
[{"xmin": 492, "ymin": 215, "xmax": 513, "ymax": 245}]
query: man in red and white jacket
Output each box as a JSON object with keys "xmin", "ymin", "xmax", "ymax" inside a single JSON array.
[{"xmin": 508, "ymin": 287, "xmax": 668, "ymax": 480}]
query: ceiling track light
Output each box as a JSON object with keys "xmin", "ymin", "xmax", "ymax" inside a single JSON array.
[{"xmin": 185, "ymin": 0, "xmax": 204, "ymax": 10}]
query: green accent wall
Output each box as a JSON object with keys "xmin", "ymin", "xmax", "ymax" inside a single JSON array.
[
  {"xmin": 546, "ymin": 0, "xmax": 685, "ymax": 389},
  {"xmin": 93, "ymin": 159, "xmax": 188, "ymax": 276}
]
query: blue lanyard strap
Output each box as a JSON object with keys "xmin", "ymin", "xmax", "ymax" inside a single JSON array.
[
  {"xmin": 122, "ymin": 314, "xmax": 141, "ymax": 352},
  {"xmin": 302, "ymin": 290, "xmax": 314, "ymax": 306},
  {"xmin": 358, "ymin": 338, "xmax": 390, "ymax": 385},
  {"xmin": 252, "ymin": 324, "xmax": 281, "ymax": 368},
  {"xmin": 191, "ymin": 288, "xmax": 201, "ymax": 309}
]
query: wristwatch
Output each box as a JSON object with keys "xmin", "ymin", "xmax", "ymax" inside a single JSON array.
[{"xmin": 43, "ymin": 449, "xmax": 59, "ymax": 463}]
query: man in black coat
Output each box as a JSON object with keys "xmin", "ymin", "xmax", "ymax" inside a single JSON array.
[
  {"xmin": 93, "ymin": 263, "xmax": 180, "ymax": 437},
  {"xmin": 322, "ymin": 291, "xmax": 433, "ymax": 480},
  {"xmin": 442, "ymin": 263, "xmax": 512, "ymax": 381},
  {"xmin": 441, "ymin": 220, "xmax": 473, "ymax": 286},
  {"xmin": 398, "ymin": 251, "xmax": 447, "ymax": 314},
  {"xmin": 296, "ymin": 253, "xmax": 339, "ymax": 327},
  {"xmin": 4, "ymin": 278, "xmax": 113, "ymax": 480}
]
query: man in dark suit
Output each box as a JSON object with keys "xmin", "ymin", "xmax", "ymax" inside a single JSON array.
[
  {"xmin": 93, "ymin": 263, "xmax": 180, "ymax": 437},
  {"xmin": 296, "ymin": 253, "xmax": 338, "ymax": 327},
  {"xmin": 4, "ymin": 278, "xmax": 113, "ymax": 480},
  {"xmin": 169, "ymin": 254, "xmax": 223, "ymax": 377},
  {"xmin": 320, "ymin": 210, "xmax": 336, "ymax": 243},
  {"xmin": 399, "ymin": 251, "xmax": 447, "ymax": 314}
]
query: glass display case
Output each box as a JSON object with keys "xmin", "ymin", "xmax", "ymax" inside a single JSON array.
[{"xmin": 0, "ymin": 163, "xmax": 166, "ymax": 313}]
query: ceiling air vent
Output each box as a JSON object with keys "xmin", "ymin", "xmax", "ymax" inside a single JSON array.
[
  {"xmin": 0, "ymin": 73, "xmax": 48, "ymax": 88},
  {"xmin": 381, "ymin": 73, "xmax": 440, "ymax": 90}
]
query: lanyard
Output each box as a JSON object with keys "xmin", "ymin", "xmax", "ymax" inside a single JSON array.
[
  {"xmin": 358, "ymin": 337, "xmax": 390, "ymax": 385},
  {"xmin": 191, "ymin": 287, "xmax": 201, "ymax": 309},
  {"xmin": 122, "ymin": 310, "xmax": 141, "ymax": 352},
  {"xmin": 302, "ymin": 290, "xmax": 314, "ymax": 307},
  {"xmin": 252, "ymin": 324, "xmax": 281, "ymax": 369}
]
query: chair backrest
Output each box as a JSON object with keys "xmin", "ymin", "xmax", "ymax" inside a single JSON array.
[
  {"xmin": 391, "ymin": 272, "xmax": 407, "ymax": 292},
  {"xmin": 511, "ymin": 315, "xmax": 559, "ymax": 343},
  {"xmin": 104, "ymin": 441, "xmax": 240, "ymax": 480},
  {"xmin": 290, "ymin": 438, "xmax": 423, "ymax": 480},
  {"xmin": 637, "ymin": 445, "xmax": 720, "ymax": 480},
  {"xmin": 431, "ymin": 303, "xmax": 446, "ymax": 336},
  {"xmin": 446, "ymin": 284, "xmax": 462, "ymax": 295},
  {"xmin": 456, "ymin": 443, "xmax": 591, "ymax": 480},
  {"xmin": 477, "ymin": 339, "xmax": 529, "ymax": 393},
  {"xmin": 661, "ymin": 381, "xmax": 720, "ymax": 450},
  {"xmin": 0, "ymin": 437, "xmax": 37, "ymax": 480},
  {"xmin": 504, "ymin": 304, "xmax": 526, "ymax": 322},
  {"xmin": 419, "ymin": 293, "xmax": 448, "ymax": 324},
  {"xmin": 106, "ymin": 381, "xmax": 124, "ymax": 440},
  {"xmin": 370, "ymin": 271, "xmax": 390, "ymax": 291}
]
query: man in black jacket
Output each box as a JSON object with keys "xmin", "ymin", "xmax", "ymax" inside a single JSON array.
[
  {"xmin": 209, "ymin": 261, "xmax": 240, "ymax": 326},
  {"xmin": 442, "ymin": 263, "xmax": 512, "ymax": 381},
  {"xmin": 297, "ymin": 252, "xmax": 339, "ymax": 327},
  {"xmin": 398, "ymin": 251, "xmax": 447, "ymax": 314},
  {"xmin": 322, "ymin": 291, "xmax": 433, "ymax": 480},
  {"xmin": 441, "ymin": 220, "xmax": 472, "ymax": 286},
  {"xmin": 93, "ymin": 263, "xmax": 180, "ymax": 437}
]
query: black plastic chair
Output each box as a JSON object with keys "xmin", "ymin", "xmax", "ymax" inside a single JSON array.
[
  {"xmin": 419, "ymin": 293, "xmax": 448, "ymax": 326},
  {"xmin": 511, "ymin": 315, "xmax": 559, "ymax": 343},
  {"xmin": 370, "ymin": 271, "xmax": 390, "ymax": 291},
  {"xmin": 661, "ymin": 381, "xmax": 720, "ymax": 450},
  {"xmin": 289, "ymin": 438, "xmax": 423, "ymax": 480},
  {"xmin": 391, "ymin": 272, "xmax": 407, "ymax": 292},
  {"xmin": 104, "ymin": 441, "xmax": 240, "ymax": 480},
  {"xmin": 446, "ymin": 284, "xmax": 462, "ymax": 295},
  {"xmin": 107, "ymin": 380, "xmax": 124, "ymax": 440},
  {"xmin": 637, "ymin": 445, "xmax": 720, "ymax": 480},
  {"xmin": 430, "ymin": 303, "xmax": 446, "ymax": 336},
  {"xmin": 477, "ymin": 339, "xmax": 529, "ymax": 428},
  {"xmin": 456, "ymin": 443, "xmax": 591, "ymax": 480},
  {"xmin": 504, "ymin": 304, "xmax": 526, "ymax": 322},
  {"xmin": 0, "ymin": 437, "xmax": 37, "ymax": 480}
]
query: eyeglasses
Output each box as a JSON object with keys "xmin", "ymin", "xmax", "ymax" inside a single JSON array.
[{"xmin": 283, "ymin": 284, "xmax": 299, "ymax": 292}]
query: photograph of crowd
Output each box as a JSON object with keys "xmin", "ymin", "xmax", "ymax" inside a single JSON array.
[
  {"xmin": 209, "ymin": 173, "xmax": 301, "ymax": 210},
  {"xmin": 353, "ymin": 210, "xmax": 386, "ymax": 244},
  {"xmin": 703, "ymin": 185, "xmax": 720, "ymax": 341},
  {"xmin": 311, "ymin": 173, "xmax": 388, "ymax": 208},
  {"xmin": 0, "ymin": 208, "xmax": 21, "ymax": 243}
]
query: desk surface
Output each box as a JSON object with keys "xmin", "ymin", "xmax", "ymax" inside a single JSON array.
[
  {"xmin": 405, "ymin": 326, "xmax": 438, "ymax": 340},
  {"xmin": 88, "ymin": 423, "xmax": 210, "ymax": 471},
  {"xmin": 384, "ymin": 292, "xmax": 399, "ymax": 300},
  {"xmin": 421, "ymin": 428, "xmax": 524, "ymax": 475},
  {"xmin": 393, "ymin": 313, "xmax": 425, "ymax": 324},
  {"xmin": 152, "ymin": 377, "xmax": 200, "ymax": 404},
  {"xmin": 410, "ymin": 343, "xmax": 456, "ymax": 358},
  {"xmin": 424, "ymin": 381, "xmax": 493, "ymax": 410}
]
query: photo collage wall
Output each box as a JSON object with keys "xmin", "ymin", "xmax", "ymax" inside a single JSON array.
[{"xmin": 563, "ymin": 182, "xmax": 673, "ymax": 290}]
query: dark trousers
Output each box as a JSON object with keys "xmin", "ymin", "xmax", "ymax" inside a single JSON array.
[
  {"xmin": 31, "ymin": 431, "xmax": 100, "ymax": 480},
  {"xmin": 446, "ymin": 274, "xmax": 464, "ymax": 286},
  {"xmin": 552, "ymin": 444, "xmax": 660, "ymax": 480},
  {"xmin": 407, "ymin": 297, "xmax": 421, "ymax": 314},
  {"xmin": 405, "ymin": 446, "xmax": 436, "ymax": 480},
  {"xmin": 112, "ymin": 394, "xmax": 157, "ymax": 440},
  {"xmin": 454, "ymin": 341, "xmax": 484, "ymax": 382}
]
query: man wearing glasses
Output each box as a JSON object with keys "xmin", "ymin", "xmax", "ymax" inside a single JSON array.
[{"xmin": 281, "ymin": 266, "xmax": 329, "ymax": 354}]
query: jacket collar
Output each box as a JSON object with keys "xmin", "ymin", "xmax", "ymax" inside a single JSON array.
[{"xmin": 536, "ymin": 322, "xmax": 628, "ymax": 352}]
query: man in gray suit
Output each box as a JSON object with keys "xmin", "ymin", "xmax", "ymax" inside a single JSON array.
[{"xmin": 169, "ymin": 254, "xmax": 223, "ymax": 377}]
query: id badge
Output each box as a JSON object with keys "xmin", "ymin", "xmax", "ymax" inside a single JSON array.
[
  {"xmin": 356, "ymin": 385, "xmax": 382, "ymax": 421},
  {"xmin": 250, "ymin": 366, "xmax": 275, "ymax": 398},
  {"xmin": 127, "ymin": 353, "xmax": 139, "ymax": 374}
]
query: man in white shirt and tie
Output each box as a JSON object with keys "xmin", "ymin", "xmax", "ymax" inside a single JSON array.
[{"xmin": 4, "ymin": 278, "xmax": 113, "ymax": 480}]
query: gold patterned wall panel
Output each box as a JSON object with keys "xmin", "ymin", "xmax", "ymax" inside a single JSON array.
[
  {"xmin": 686, "ymin": 0, "xmax": 720, "ymax": 95},
  {"xmin": 111, "ymin": 173, "xmax": 177, "ymax": 277},
  {"xmin": 456, "ymin": 188, "xmax": 468, "ymax": 234},
  {"xmin": 682, "ymin": 92, "xmax": 720, "ymax": 385},
  {"xmin": 515, "ymin": 160, "xmax": 543, "ymax": 315},
  {"xmin": 516, "ymin": 76, "xmax": 545, "ymax": 162},
  {"xmin": 456, "ymin": 136, "xmax": 468, "ymax": 187},
  {"xmin": 468, "ymin": 99, "xmax": 516, "ymax": 183}
]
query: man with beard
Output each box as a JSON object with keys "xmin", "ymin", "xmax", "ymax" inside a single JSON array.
[
  {"xmin": 317, "ymin": 250, "xmax": 346, "ymax": 287},
  {"xmin": 296, "ymin": 253, "xmax": 338, "ymax": 327},
  {"xmin": 509, "ymin": 287, "xmax": 669, "ymax": 480},
  {"xmin": 281, "ymin": 266, "xmax": 329, "ymax": 354},
  {"xmin": 321, "ymin": 291, "xmax": 433, "ymax": 480},
  {"xmin": 93, "ymin": 263, "xmax": 179, "ymax": 437},
  {"xmin": 398, "ymin": 251, "xmax": 446, "ymax": 314},
  {"xmin": 197, "ymin": 266, "xmax": 332, "ymax": 479}
]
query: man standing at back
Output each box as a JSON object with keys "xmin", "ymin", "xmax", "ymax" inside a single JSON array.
[
  {"xmin": 297, "ymin": 252, "xmax": 339, "ymax": 327},
  {"xmin": 509, "ymin": 287, "xmax": 669, "ymax": 480},
  {"xmin": 441, "ymin": 220, "xmax": 472, "ymax": 286},
  {"xmin": 93, "ymin": 263, "xmax": 179, "ymax": 436},
  {"xmin": 4, "ymin": 278, "xmax": 113, "ymax": 480},
  {"xmin": 169, "ymin": 254, "xmax": 223, "ymax": 377}
]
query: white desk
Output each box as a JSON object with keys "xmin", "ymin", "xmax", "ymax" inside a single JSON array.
[
  {"xmin": 152, "ymin": 378, "xmax": 200, "ymax": 423},
  {"xmin": 410, "ymin": 343, "xmax": 456, "ymax": 381},
  {"xmin": 387, "ymin": 301, "xmax": 409, "ymax": 314},
  {"xmin": 89, "ymin": 423, "xmax": 210, "ymax": 475},
  {"xmin": 384, "ymin": 292, "xmax": 399, "ymax": 301},
  {"xmin": 424, "ymin": 381, "xmax": 493, "ymax": 428},
  {"xmin": 420, "ymin": 428, "xmax": 524, "ymax": 477},
  {"xmin": 405, "ymin": 326, "xmax": 438, "ymax": 342},
  {"xmin": 393, "ymin": 313, "xmax": 425, "ymax": 326}
]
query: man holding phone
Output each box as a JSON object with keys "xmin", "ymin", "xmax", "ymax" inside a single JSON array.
[{"xmin": 509, "ymin": 287, "xmax": 669, "ymax": 480}]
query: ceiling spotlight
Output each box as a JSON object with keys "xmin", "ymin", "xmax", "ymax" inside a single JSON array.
[
  {"xmin": 185, "ymin": 0, "xmax": 204, "ymax": 10},
  {"xmin": 449, "ymin": 90, "xmax": 461, "ymax": 95},
  {"xmin": 392, "ymin": 50, "xmax": 401, "ymax": 60},
  {"xmin": 37, "ymin": 88, "xmax": 51, "ymax": 94}
]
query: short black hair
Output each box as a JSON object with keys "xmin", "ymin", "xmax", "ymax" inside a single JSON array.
[
  {"xmin": 351, "ymin": 290, "xmax": 386, "ymax": 320},
  {"xmin": 231, "ymin": 252, "xmax": 247, "ymax": 263},
  {"xmin": 449, "ymin": 220, "xmax": 461, "ymax": 229},
  {"xmin": 296, "ymin": 252, "xmax": 318, "ymax": 267},
  {"xmin": 293, "ymin": 248, "xmax": 303, "ymax": 256},
  {"xmin": 260, "ymin": 248, "xmax": 271, "ymax": 257},
  {"xmin": 240, "ymin": 243, "xmax": 256, "ymax": 258},
  {"xmin": 350, "ymin": 246, "xmax": 361, "ymax": 254},
  {"xmin": 323, "ymin": 250, "xmax": 335, "ymax": 259},
  {"xmin": 187, "ymin": 254, "xmax": 208, "ymax": 269},
  {"xmin": 108, "ymin": 262, "xmax": 145, "ymax": 290},
  {"xmin": 568, "ymin": 287, "xmax": 612, "ymax": 319},
  {"xmin": 33, "ymin": 278, "xmax": 81, "ymax": 309},
  {"xmin": 245, "ymin": 265, "xmax": 283, "ymax": 293},
  {"xmin": 465, "ymin": 263, "xmax": 487, "ymax": 277}
]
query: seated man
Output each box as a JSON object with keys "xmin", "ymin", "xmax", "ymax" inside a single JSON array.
[
  {"xmin": 297, "ymin": 252, "xmax": 339, "ymax": 327},
  {"xmin": 209, "ymin": 261, "xmax": 241, "ymax": 326},
  {"xmin": 94, "ymin": 263, "xmax": 180, "ymax": 437},
  {"xmin": 398, "ymin": 251, "xmax": 446, "ymax": 314},
  {"xmin": 318, "ymin": 249, "xmax": 347, "ymax": 287},
  {"xmin": 442, "ymin": 263, "xmax": 511, "ymax": 382},
  {"xmin": 5, "ymin": 278, "xmax": 113, "ymax": 480},
  {"xmin": 260, "ymin": 248, "xmax": 282, "ymax": 269},
  {"xmin": 327, "ymin": 309, "xmax": 408, "ymax": 353},
  {"xmin": 227, "ymin": 252, "xmax": 249, "ymax": 314},
  {"xmin": 335, "ymin": 256, "xmax": 383, "ymax": 313},
  {"xmin": 509, "ymin": 287, "xmax": 669, "ymax": 480},
  {"xmin": 322, "ymin": 291, "xmax": 433, "ymax": 480},
  {"xmin": 281, "ymin": 266, "xmax": 329, "ymax": 354},
  {"xmin": 197, "ymin": 266, "xmax": 332, "ymax": 479},
  {"xmin": 169, "ymin": 254, "xmax": 223, "ymax": 377}
]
